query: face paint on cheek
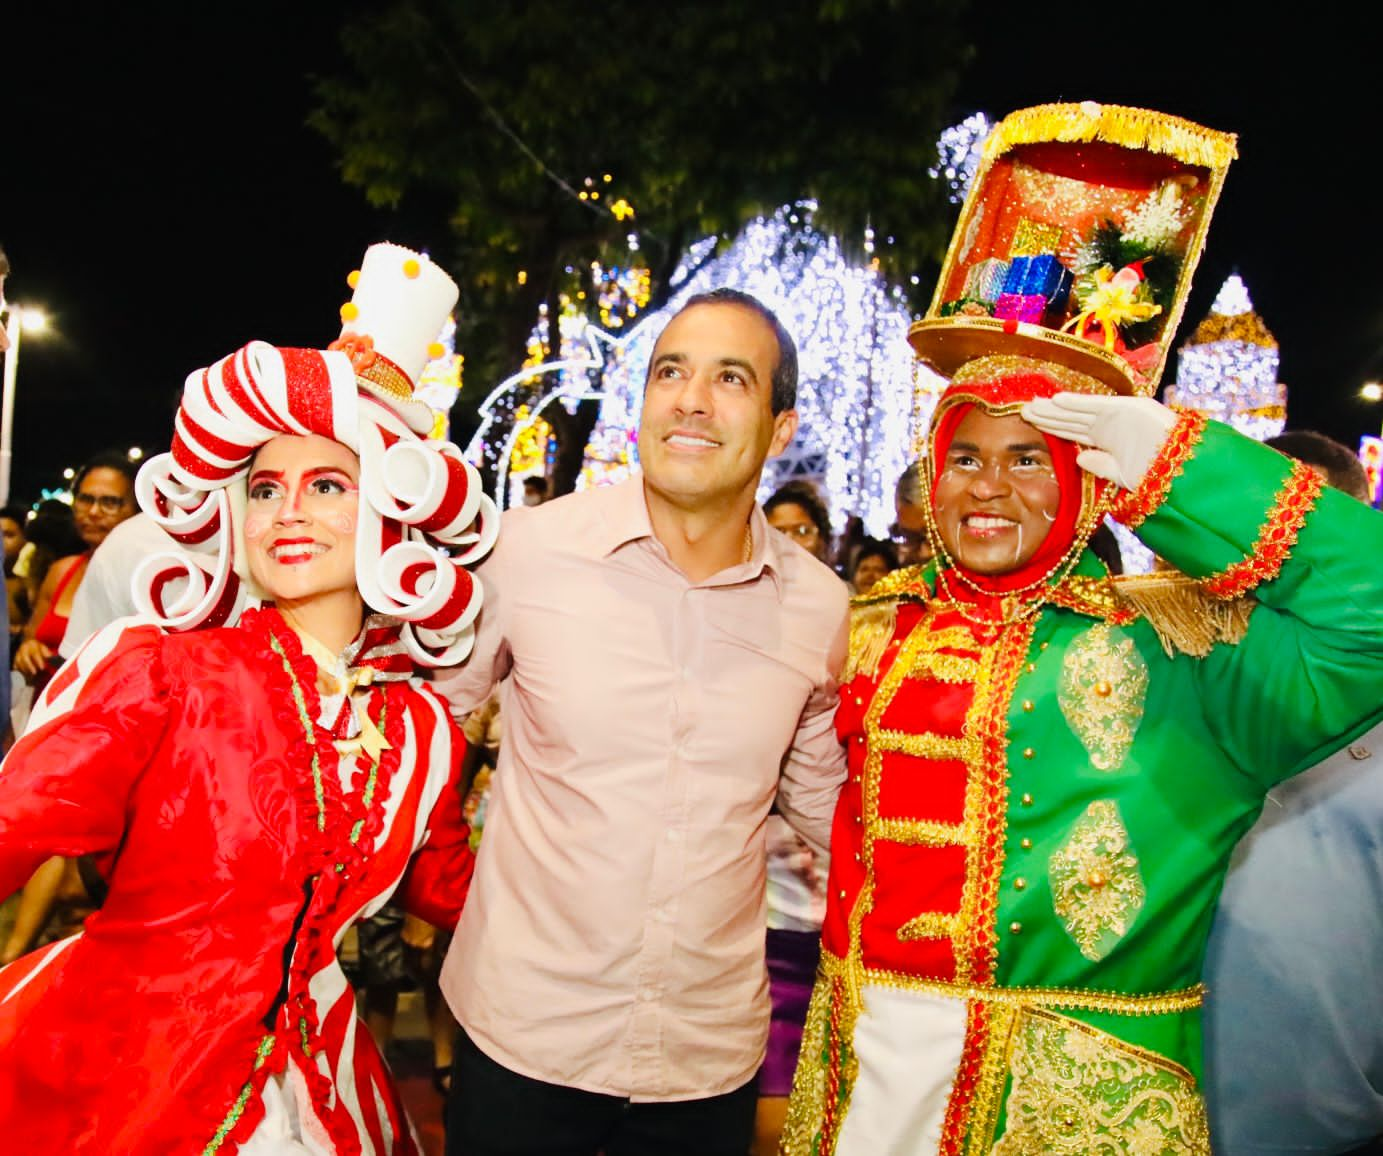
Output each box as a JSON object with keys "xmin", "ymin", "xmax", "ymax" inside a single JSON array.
[
  {"xmin": 325, "ymin": 512, "xmax": 356, "ymax": 535},
  {"xmin": 244, "ymin": 513, "xmax": 271, "ymax": 541}
]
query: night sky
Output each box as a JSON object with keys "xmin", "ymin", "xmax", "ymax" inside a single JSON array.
[{"xmin": 5, "ymin": 5, "xmax": 1379, "ymax": 505}]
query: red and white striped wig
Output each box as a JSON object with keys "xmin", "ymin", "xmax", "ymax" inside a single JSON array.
[{"xmin": 130, "ymin": 340, "xmax": 497, "ymax": 666}]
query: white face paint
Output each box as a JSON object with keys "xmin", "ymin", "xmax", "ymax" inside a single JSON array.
[
  {"xmin": 244, "ymin": 434, "xmax": 361, "ymax": 607},
  {"xmin": 931, "ymin": 410, "xmax": 1062, "ymax": 576}
]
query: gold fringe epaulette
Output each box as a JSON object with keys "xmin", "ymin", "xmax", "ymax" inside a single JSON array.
[
  {"xmin": 841, "ymin": 564, "xmax": 931, "ymax": 683},
  {"xmin": 983, "ymin": 103, "xmax": 1238, "ymax": 170},
  {"xmin": 1047, "ymin": 573, "xmax": 1137, "ymax": 623},
  {"xmin": 1110, "ymin": 570, "xmax": 1256, "ymax": 658}
]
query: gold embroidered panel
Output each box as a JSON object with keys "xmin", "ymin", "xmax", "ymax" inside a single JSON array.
[
  {"xmin": 992, "ymin": 1007, "xmax": 1209, "ymax": 1155},
  {"xmin": 1058, "ymin": 624, "xmax": 1148, "ymax": 771},
  {"xmin": 1049, "ymin": 801, "xmax": 1145, "ymax": 962}
]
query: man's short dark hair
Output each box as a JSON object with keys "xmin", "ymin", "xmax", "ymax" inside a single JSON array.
[
  {"xmin": 765, "ymin": 479, "xmax": 832, "ymax": 542},
  {"xmin": 523, "ymin": 476, "xmax": 547, "ymax": 493},
  {"xmin": 1266, "ymin": 430, "xmax": 1369, "ymax": 502},
  {"xmin": 672, "ymin": 289, "xmax": 798, "ymax": 415}
]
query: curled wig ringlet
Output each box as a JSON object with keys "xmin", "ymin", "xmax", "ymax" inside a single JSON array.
[{"xmin": 132, "ymin": 341, "xmax": 497, "ymax": 666}]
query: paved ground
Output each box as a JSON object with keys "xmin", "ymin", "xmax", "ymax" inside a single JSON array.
[{"xmin": 388, "ymin": 990, "xmax": 449, "ymax": 1155}]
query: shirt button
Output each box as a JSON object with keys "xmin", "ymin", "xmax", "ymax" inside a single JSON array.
[
  {"xmin": 1025, "ymin": 663, "xmax": 1035, "ymax": 674},
  {"xmin": 1022, "ymin": 747, "xmax": 1034, "ymax": 760},
  {"xmin": 838, "ymin": 890, "xmax": 847, "ymax": 900},
  {"xmin": 854, "ymin": 696, "xmax": 864, "ymax": 706},
  {"xmin": 1013, "ymin": 877, "xmax": 1027, "ymax": 891},
  {"xmin": 1020, "ymin": 793, "xmax": 1034, "ymax": 807},
  {"xmin": 1039, "ymin": 642, "xmax": 1049, "ymax": 651},
  {"xmin": 856, "ymin": 736, "xmax": 865, "ymax": 745},
  {"xmin": 1022, "ymin": 700, "xmax": 1034, "ymax": 712},
  {"xmin": 1009, "ymin": 921, "xmax": 1023, "ymax": 935},
  {"xmin": 1020, "ymin": 838, "xmax": 1033, "ymax": 850}
]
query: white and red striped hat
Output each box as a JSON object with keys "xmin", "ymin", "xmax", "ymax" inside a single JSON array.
[{"xmin": 130, "ymin": 244, "xmax": 497, "ymax": 667}]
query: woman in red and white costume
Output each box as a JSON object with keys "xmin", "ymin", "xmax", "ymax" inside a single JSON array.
[{"xmin": 0, "ymin": 244, "xmax": 497, "ymax": 1155}]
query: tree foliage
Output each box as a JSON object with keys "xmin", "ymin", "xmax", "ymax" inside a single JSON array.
[{"xmin": 311, "ymin": 0, "xmax": 972, "ymax": 420}]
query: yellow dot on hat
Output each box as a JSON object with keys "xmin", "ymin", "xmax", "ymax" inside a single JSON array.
[
  {"xmin": 403, "ymin": 259, "xmax": 421, "ymax": 279},
  {"xmin": 347, "ymin": 269, "xmax": 361, "ymax": 289},
  {"xmin": 427, "ymin": 342, "xmax": 444, "ymax": 360},
  {"xmin": 340, "ymin": 302, "xmax": 359, "ymax": 322}
]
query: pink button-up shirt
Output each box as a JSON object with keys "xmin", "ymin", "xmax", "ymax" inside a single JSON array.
[{"xmin": 435, "ymin": 477, "xmax": 848, "ymax": 1100}]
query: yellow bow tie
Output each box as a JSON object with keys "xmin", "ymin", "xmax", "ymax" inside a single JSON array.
[{"xmin": 294, "ymin": 629, "xmax": 394, "ymax": 762}]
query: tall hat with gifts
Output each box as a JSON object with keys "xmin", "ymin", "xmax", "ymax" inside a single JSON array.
[
  {"xmin": 891, "ymin": 104, "xmax": 1238, "ymax": 628},
  {"xmin": 909, "ymin": 101, "xmax": 1238, "ymax": 397},
  {"xmin": 133, "ymin": 241, "xmax": 498, "ymax": 666}
]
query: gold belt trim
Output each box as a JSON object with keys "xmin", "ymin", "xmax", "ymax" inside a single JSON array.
[
  {"xmin": 874, "ymin": 729, "xmax": 975, "ymax": 761},
  {"xmin": 820, "ymin": 950, "xmax": 1203, "ymax": 1017},
  {"xmin": 874, "ymin": 817, "xmax": 970, "ymax": 847}
]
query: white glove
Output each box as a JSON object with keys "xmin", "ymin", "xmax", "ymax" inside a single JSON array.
[{"xmin": 1021, "ymin": 393, "xmax": 1178, "ymax": 490}]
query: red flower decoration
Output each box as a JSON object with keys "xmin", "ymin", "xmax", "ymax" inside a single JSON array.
[{"xmin": 328, "ymin": 332, "xmax": 377, "ymax": 373}]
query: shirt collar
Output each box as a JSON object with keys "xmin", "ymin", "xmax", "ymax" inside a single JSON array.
[{"xmin": 594, "ymin": 476, "xmax": 786, "ymax": 599}]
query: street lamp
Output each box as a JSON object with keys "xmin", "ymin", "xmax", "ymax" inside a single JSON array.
[
  {"xmin": 0, "ymin": 304, "xmax": 51, "ymax": 506},
  {"xmin": 1361, "ymin": 382, "xmax": 1382, "ymax": 403}
]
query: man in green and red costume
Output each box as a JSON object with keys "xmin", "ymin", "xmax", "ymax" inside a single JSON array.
[{"xmin": 781, "ymin": 102, "xmax": 1383, "ymax": 1155}]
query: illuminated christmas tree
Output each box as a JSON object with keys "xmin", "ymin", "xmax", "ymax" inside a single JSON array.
[{"xmin": 1163, "ymin": 274, "xmax": 1286, "ymax": 441}]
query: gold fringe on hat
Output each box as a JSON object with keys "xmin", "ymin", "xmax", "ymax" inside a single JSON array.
[
  {"xmin": 983, "ymin": 103, "xmax": 1239, "ymax": 170},
  {"xmin": 1111, "ymin": 571, "xmax": 1255, "ymax": 658}
]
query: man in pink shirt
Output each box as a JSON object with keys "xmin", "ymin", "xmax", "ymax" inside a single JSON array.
[{"xmin": 436, "ymin": 289, "xmax": 850, "ymax": 1155}]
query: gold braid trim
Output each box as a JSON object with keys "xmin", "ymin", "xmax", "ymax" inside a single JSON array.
[
  {"xmin": 356, "ymin": 354, "xmax": 415, "ymax": 403},
  {"xmin": 907, "ymin": 649, "xmax": 982, "ymax": 684},
  {"xmin": 1048, "ymin": 573, "xmax": 1137, "ymax": 623},
  {"xmin": 874, "ymin": 728, "xmax": 976, "ymax": 762},
  {"xmin": 855, "ymin": 562, "xmax": 932, "ymax": 603},
  {"xmin": 1110, "ymin": 410, "xmax": 1207, "ymax": 529},
  {"xmin": 982, "ymin": 103, "xmax": 1238, "ymax": 170},
  {"xmin": 842, "ymin": 599, "xmax": 898, "ymax": 683},
  {"xmin": 817, "ymin": 948, "xmax": 1204, "ymax": 1017},
  {"xmin": 1112, "ymin": 571, "xmax": 1254, "ymax": 657},
  {"xmin": 898, "ymin": 911, "xmax": 960, "ymax": 941},
  {"xmin": 875, "ymin": 816, "xmax": 970, "ymax": 847},
  {"xmin": 1200, "ymin": 462, "xmax": 1324, "ymax": 600},
  {"xmin": 951, "ymin": 355, "xmax": 1110, "ymax": 396},
  {"xmin": 965, "ymin": 1003, "xmax": 1021, "ymax": 1156},
  {"xmin": 841, "ymin": 565, "xmax": 937, "ymax": 682}
]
